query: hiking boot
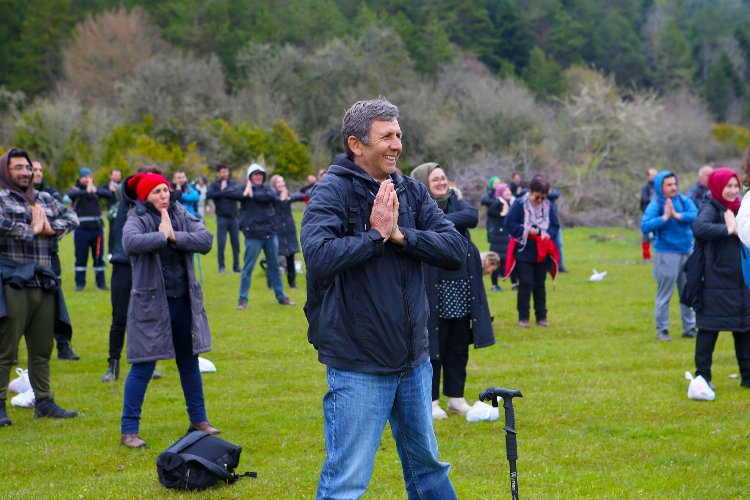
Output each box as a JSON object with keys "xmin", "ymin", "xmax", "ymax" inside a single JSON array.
[
  {"xmin": 120, "ymin": 433, "xmax": 147, "ymax": 449},
  {"xmin": 151, "ymin": 371, "xmax": 162, "ymax": 380},
  {"xmin": 97, "ymin": 285, "xmax": 109, "ymax": 291},
  {"xmin": 432, "ymin": 400, "xmax": 447, "ymax": 420},
  {"xmin": 0, "ymin": 402, "xmax": 11, "ymax": 427},
  {"xmin": 288, "ymin": 277, "xmax": 298, "ymax": 289},
  {"xmin": 236, "ymin": 299, "xmax": 248, "ymax": 310},
  {"xmin": 75, "ymin": 284, "xmax": 85, "ymax": 292},
  {"xmin": 518, "ymin": 320, "xmax": 530, "ymax": 328},
  {"xmin": 537, "ymin": 319, "xmax": 550, "ymax": 327},
  {"xmin": 57, "ymin": 340, "xmax": 80, "ymax": 361},
  {"xmin": 34, "ymin": 398, "xmax": 77, "ymax": 419},
  {"xmin": 102, "ymin": 359, "xmax": 120, "ymax": 383},
  {"xmin": 682, "ymin": 327, "xmax": 698, "ymax": 339},
  {"xmin": 188, "ymin": 421, "xmax": 220, "ymax": 435},
  {"xmin": 447, "ymin": 397, "xmax": 472, "ymax": 416},
  {"xmin": 655, "ymin": 331, "xmax": 673, "ymax": 341},
  {"xmin": 278, "ymin": 297, "xmax": 295, "ymax": 306}
]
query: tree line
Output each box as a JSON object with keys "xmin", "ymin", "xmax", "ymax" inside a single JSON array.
[{"xmin": 1, "ymin": 0, "xmax": 749, "ymax": 224}]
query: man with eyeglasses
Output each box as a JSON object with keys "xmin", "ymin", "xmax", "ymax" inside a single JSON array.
[{"xmin": 0, "ymin": 149, "xmax": 80, "ymax": 427}]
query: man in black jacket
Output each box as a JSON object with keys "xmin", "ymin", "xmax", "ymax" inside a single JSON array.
[
  {"xmin": 229, "ymin": 164, "xmax": 293, "ymax": 309},
  {"xmin": 68, "ymin": 167, "xmax": 114, "ymax": 291},
  {"xmin": 301, "ymin": 98, "xmax": 465, "ymax": 499},
  {"xmin": 205, "ymin": 164, "xmax": 240, "ymax": 274},
  {"xmin": 32, "ymin": 159, "xmax": 79, "ymax": 360}
]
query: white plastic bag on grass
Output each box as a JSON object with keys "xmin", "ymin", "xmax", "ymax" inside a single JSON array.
[
  {"xmin": 11, "ymin": 388, "xmax": 35, "ymax": 408},
  {"xmin": 9, "ymin": 367, "xmax": 31, "ymax": 394},
  {"xmin": 198, "ymin": 357, "xmax": 216, "ymax": 373},
  {"xmin": 466, "ymin": 401, "xmax": 500, "ymax": 422},
  {"xmin": 685, "ymin": 371, "xmax": 715, "ymax": 401}
]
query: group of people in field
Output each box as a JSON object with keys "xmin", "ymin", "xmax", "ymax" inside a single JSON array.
[{"xmin": 8, "ymin": 94, "xmax": 748, "ymax": 499}]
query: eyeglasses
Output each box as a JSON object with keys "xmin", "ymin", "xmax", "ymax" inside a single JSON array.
[
  {"xmin": 10, "ymin": 164, "xmax": 33, "ymax": 173},
  {"xmin": 532, "ymin": 194, "xmax": 547, "ymax": 201},
  {"xmin": 429, "ymin": 176, "xmax": 447, "ymax": 184}
]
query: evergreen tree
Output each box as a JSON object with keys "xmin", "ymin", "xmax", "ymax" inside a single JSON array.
[
  {"xmin": 652, "ymin": 20, "xmax": 696, "ymax": 91},
  {"xmin": 523, "ymin": 47, "xmax": 566, "ymax": 99},
  {"xmin": 591, "ymin": 9, "xmax": 648, "ymax": 86}
]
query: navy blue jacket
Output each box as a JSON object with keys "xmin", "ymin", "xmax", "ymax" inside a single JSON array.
[
  {"xmin": 206, "ymin": 178, "xmax": 239, "ymax": 218},
  {"xmin": 226, "ymin": 182, "xmax": 279, "ymax": 239},
  {"xmin": 504, "ymin": 196, "xmax": 560, "ymax": 262},
  {"xmin": 301, "ymin": 154, "xmax": 467, "ymax": 374},
  {"xmin": 692, "ymin": 198, "xmax": 750, "ymax": 332},
  {"xmin": 424, "ymin": 194, "xmax": 495, "ymax": 359},
  {"xmin": 480, "ymin": 188, "xmax": 511, "ymax": 252},
  {"xmin": 273, "ymin": 192, "xmax": 304, "ymax": 256}
]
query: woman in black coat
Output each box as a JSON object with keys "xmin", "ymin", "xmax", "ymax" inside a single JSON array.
[
  {"xmin": 691, "ymin": 168, "xmax": 750, "ymax": 389},
  {"xmin": 269, "ymin": 175, "xmax": 305, "ymax": 288},
  {"xmin": 412, "ymin": 163, "xmax": 495, "ymax": 420},
  {"xmin": 481, "ymin": 180, "xmax": 513, "ymax": 291}
]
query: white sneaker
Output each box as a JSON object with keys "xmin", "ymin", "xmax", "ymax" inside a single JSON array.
[
  {"xmin": 432, "ymin": 400, "xmax": 448, "ymax": 420},
  {"xmin": 447, "ymin": 397, "xmax": 472, "ymax": 416}
]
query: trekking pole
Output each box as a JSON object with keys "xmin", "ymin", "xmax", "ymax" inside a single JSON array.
[{"xmin": 480, "ymin": 387, "xmax": 523, "ymax": 500}]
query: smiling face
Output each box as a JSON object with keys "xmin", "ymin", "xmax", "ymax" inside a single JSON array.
[
  {"xmin": 147, "ymin": 183, "xmax": 170, "ymax": 210},
  {"xmin": 349, "ymin": 119, "xmax": 402, "ymax": 181},
  {"xmin": 250, "ymin": 172, "xmax": 264, "ymax": 186},
  {"xmin": 723, "ymin": 177, "xmax": 740, "ymax": 203},
  {"xmin": 530, "ymin": 190, "xmax": 547, "ymax": 207},
  {"xmin": 8, "ymin": 156, "xmax": 32, "ymax": 190},
  {"xmin": 428, "ymin": 167, "xmax": 449, "ymax": 198}
]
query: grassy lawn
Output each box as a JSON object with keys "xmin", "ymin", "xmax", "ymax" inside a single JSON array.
[{"xmin": 2, "ymin": 219, "xmax": 749, "ymax": 499}]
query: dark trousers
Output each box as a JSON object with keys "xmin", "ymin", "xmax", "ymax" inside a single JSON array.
[
  {"xmin": 216, "ymin": 215, "xmax": 240, "ymax": 271},
  {"xmin": 695, "ymin": 329, "xmax": 750, "ymax": 385},
  {"xmin": 0, "ymin": 286, "xmax": 55, "ymax": 402},
  {"xmin": 121, "ymin": 297, "xmax": 206, "ymax": 433},
  {"xmin": 431, "ymin": 316, "xmax": 471, "ymax": 400},
  {"xmin": 268, "ymin": 254, "xmax": 297, "ymax": 288},
  {"xmin": 516, "ymin": 259, "xmax": 548, "ymax": 321},
  {"xmin": 108, "ymin": 263, "xmax": 131, "ymax": 362},
  {"xmin": 74, "ymin": 227, "xmax": 106, "ymax": 287}
]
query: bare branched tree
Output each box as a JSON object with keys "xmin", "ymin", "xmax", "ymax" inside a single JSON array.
[{"xmin": 60, "ymin": 8, "xmax": 167, "ymax": 104}]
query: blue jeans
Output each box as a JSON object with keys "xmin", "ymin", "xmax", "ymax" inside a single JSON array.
[
  {"xmin": 317, "ymin": 359, "xmax": 456, "ymax": 499},
  {"xmin": 239, "ymin": 235, "xmax": 285, "ymax": 301},
  {"xmin": 121, "ymin": 297, "xmax": 206, "ymax": 434}
]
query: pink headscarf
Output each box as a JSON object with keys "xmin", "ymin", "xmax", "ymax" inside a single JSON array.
[
  {"xmin": 495, "ymin": 182, "xmax": 509, "ymax": 198},
  {"xmin": 707, "ymin": 167, "xmax": 740, "ymax": 213}
]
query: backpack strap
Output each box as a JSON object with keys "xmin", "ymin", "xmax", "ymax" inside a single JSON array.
[{"xmin": 179, "ymin": 453, "xmax": 234, "ymax": 480}]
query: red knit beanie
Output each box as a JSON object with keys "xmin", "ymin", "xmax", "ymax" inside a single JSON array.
[{"xmin": 128, "ymin": 173, "xmax": 170, "ymax": 202}]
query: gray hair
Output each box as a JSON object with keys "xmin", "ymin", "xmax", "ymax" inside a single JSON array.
[{"xmin": 341, "ymin": 97, "xmax": 399, "ymax": 157}]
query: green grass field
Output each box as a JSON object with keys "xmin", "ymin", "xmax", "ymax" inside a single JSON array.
[{"xmin": 2, "ymin": 220, "xmax": 749, "ymax": 499}]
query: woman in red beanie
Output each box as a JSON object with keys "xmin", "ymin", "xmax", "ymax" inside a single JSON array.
[{"xmin": 118, "ymin": 172, "xmax": 217, "ymax": 448}]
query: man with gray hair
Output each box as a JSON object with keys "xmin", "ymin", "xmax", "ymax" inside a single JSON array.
[
  {"xmin": 688, "ymin": 165, "xmax": 713, "ymax": 207},
  {"xmin": 301, "ymin": 97, "xmax": 465, "ymax": 498}
]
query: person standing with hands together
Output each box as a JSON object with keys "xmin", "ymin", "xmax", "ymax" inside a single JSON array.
[
  {"xmin": 641, "ymin": 170, "xmax": 698, "ymax": 341},
  {"xmin": 301, "ymin": 97, "xmax": 466, "ymax": 499},
  {"xmin": 119, "ymin": 172, "xmax": 216, "ymax": 448}
]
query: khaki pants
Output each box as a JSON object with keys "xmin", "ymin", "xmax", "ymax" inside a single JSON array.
[{"xmin": 0, "ymin": 286, "xmax": 55, "ymax": 402}]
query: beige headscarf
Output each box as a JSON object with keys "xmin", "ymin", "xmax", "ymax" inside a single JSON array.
[{"xmin": 411, "ymin": 162, "xmax": 452, "ymax": 211}]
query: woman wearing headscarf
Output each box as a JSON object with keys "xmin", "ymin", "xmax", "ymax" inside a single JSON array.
[
  {"xmin": 504, "ymin": 176, "xmax": 560, "ymax": 328},
  {"xmin": 119, "ymin": 172, "xmax": 217, "ymax": 448},
  {"xmin": 481, "ymin": 178, "xmax": 514, "ymax": 291},
  {"xmin": 691, "ymin": 167, "xmax": 750, "ymax": 390},
  {"xmin": 412, "ymin": 163, "xmax": 495, "ymax": 419}
]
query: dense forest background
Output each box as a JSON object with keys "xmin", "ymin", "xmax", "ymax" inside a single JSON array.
[{"xmin": 2, "ymin": 0, "xmax": 750, "ymax": 224}]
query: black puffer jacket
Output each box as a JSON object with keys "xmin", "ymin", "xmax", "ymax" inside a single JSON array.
[
  {"xmin": 301, "ymin": 154, "xmax": 467, "ymax": 374},
  {"xmin": 206, "ymin": 178, "xmax": 239, "ymax": 217},
  {"xmin": 424, "ymin": 194, "xmax": 494, "ymax": 359},
  {"xmin": 480, "ymin": 188, "xmax": 511, "ymax": 252},
  {"xmin": 692, "ymin": 198, "xmax": 750, "ymax": 332},
  {"xmin": 68, "ymin": 181, "xmax": 113, "ymax": 229}
]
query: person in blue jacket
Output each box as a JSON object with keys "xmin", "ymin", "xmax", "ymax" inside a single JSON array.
[
  {"xmin": 641, "ymin": 170, "xmax": 698, "ymax": 341},
  {"xmin": 171, "ymin": 170, "xmax": 200, "ymax": 216},
  {"xmin": 301, "ymin": 98, "xmax": 465, "ymax": 499}
]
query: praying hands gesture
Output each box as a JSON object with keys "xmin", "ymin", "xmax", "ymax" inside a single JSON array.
[
  {"xmin": 663, "ymin": 198, "xmax": 682, "ymax": 221},
  {"xmin": 31, "ymin": 205, "xmax": 57, "ymax": 236},
  {"xmin": 243, "ymin": 180, "xmax": 254, "ymax": 197},
  {"xmin": 369, "ymin": 180, "xmax": 404, "ymax": 245},
  {"xmin": 725, "ymin": 209, "xmax": 738, "ymax": 235},
  {"xmin": 159, "ymin": 208, "xmax": 176, "ymax": 242}
]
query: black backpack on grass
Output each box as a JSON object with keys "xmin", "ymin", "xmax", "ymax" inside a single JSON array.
[{"xmin": 156, "ymin": 431, "xmax": 256, "ymax": 491}]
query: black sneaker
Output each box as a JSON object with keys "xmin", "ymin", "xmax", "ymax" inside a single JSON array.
[
  {"xmin": 0, "ymin": 402, "xmax": 11, "ymax": 427},
  {"xmin": 75, "ymin": 285, "xmax": 85, "ymax": 292},
  {"xmin": 57, "ymin": 341, "xmax": 80, "ymax": 361},
  {"xmin": 34, "ymin": 398, "xmax": 77, "ymax": 419},
  {"xmin": 655, "ymin": 331, "xmax": 673, "ymax": 341},
  {"xmin": 682, "ymin": 327, "xmax": 698, "ymax": 339}
]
